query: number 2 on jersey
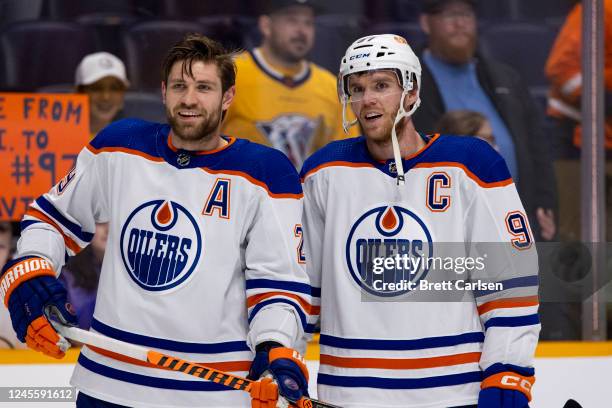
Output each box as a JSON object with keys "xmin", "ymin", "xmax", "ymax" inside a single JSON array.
[{"xmin": 294, "ymin": 224, "xmax": 306, "ymax": 264}]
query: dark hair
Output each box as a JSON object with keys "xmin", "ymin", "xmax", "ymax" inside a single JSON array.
[
  {"xmin": 435, "ymin": 110, "xmax": 486, "ymax": 136},
  {"xmin": 161, "ymin": 33, "xmax": 238, "ymax": 93}
]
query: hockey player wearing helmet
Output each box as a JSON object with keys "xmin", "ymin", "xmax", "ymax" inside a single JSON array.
[
  {"xmin": 338, "ymin": 34, "xmax": 422, "ymax": 184},
  {"xmin": 300, "ymin": 34, "xmax": 539, "ymax": 408}
]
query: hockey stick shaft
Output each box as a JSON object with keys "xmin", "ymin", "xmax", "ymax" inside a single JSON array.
[{"xmin": 53, "ymin": 323, "xmax": 341, "ymax": 408}]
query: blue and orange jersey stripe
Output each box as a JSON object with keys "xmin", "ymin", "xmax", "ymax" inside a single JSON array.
[
  {"xmin": 88, "ymin": 346, "xmax": 251, "ymax": 372},
  {"xmin": 25, "ymin": 208, "xmax": 83, "ymax": 255},
  {"xmin": 320, "ymin": 351, "xmax": 481, "ymax": 370},
  {"xmin": 87, "ymin": 143, "xmax": 303, "ymax": 200},
  {"xmin": 477, "ymin": 296, "xmax": 540, "ymax": 315},
  {"xmin": 247, "ymin": 292, "xmax": 320, "ymax": 316},
  {"xmin": 414, "ymin": 162, "xmax": 513, "ymax": 188}
]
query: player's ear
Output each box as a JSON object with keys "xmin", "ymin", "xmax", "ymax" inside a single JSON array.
[
  {"xmin": 258, "ymin": 15, "xmax": 272, "ymax": 39},
  {"xmin": 419, "ymin": 14, "xmax": 431, "ymax": 36},
  {"xmin": 221, "ymin": 85, "xmax": 236, "ymax": 111},
  {"xmin": 404, "ymin": 86, "xmax": 419, "ymax": 109},
  {"xmin": 161, "ymin": 81, "xmax": 167, "ymax": 105}
]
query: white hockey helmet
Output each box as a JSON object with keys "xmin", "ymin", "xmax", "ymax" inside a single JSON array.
[{"xmin": 338, "ymin": 34, "xmax": 422, "ymax": 185}]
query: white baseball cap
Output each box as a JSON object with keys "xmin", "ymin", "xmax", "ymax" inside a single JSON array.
[{"xmin": 75, "ymin": 52, "xmax": 129, "ymax": 87}]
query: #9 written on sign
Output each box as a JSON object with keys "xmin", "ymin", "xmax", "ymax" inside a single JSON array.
[{"xmin": 0, "ymin": 93, "xmax": 90, "ymax": 221}]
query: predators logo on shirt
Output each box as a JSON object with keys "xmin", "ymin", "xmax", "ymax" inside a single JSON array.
[
  {"xmin": 222, "ymin": 49, "xmax": 358, "ymax": 169},
  {"xmin": 256, "ymin": 114, "xmax": 321, "ymax": 167}
]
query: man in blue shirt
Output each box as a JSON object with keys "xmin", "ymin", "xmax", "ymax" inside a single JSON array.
[{"xmin": 413, "ymin": 0, "xmax": 557, "ymax": 242}]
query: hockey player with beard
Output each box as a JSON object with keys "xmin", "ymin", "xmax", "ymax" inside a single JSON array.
[
  {"xmin": 0, "ymin": 34, "xmax": 313, "ymax": 408},
  {"xmin": 300, "ymin": 34, "xmax": 540, "ymax": 408}
]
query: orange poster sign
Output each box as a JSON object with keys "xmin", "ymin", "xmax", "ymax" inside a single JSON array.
[{"xmin": 0, "ymin": 93, "xmax": 90, "ymax": 221}]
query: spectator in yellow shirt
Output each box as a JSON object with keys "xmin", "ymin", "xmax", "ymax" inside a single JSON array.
[{"xmin": 222, "ymin": 0, "xmax": 357, "ymax": 169}]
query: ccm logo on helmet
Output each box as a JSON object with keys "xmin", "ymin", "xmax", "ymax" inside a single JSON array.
[
  {"xmin": 501, "ymin": 375, "xmax": 532, "ymax": 392},
  {"xmin": 349, "ymin": 53, "xmax": 370, "ymax": 60}
]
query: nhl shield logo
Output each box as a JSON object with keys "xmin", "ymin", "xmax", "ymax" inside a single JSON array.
[
  {"xmin": 120, "ymin": 200, "xmax": 202, "ymax": 291},
  {"xmin": 345, "ymin": 205, "xmax": 433, "ymax": 297}
]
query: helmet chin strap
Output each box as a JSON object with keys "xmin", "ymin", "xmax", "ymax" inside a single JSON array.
[
  {"xmin": 391, "ymin": 91, "xmax": 421, "ymax": 186},
  {"xmin": 342, "ymin": 89, "xmax": 421, "ymax": 187},
  {"xmin": 341, "ymin": 97, "xmax": 358, "ymax": 134}
]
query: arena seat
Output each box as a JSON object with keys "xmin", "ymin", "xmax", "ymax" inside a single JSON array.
[
  {"xmin": 198, "ymin": 15, "xmax": 257, "ymax": 50},
  {"xmin": 123, "ymin": 92, "xmax": 166, "ymax": 123},
  {"xmin": 365, "ymin": 22, "xmax": 426, "ymax": 50},
  {"xmin": 45, "ymin": 0, "xmax": 138, "ymax": 19},
  {"xmin": 509, "ymin": 0, "xmax": 576, "ymax": 22},
  {"xmin": 0, "ymin": 21, "xmax": 95, "ymax": 90},
  {"xmin": 479, "ymin": 22, "xmax": 558, "ymax": 88},
  {"xmin": 122, "ymin": 20, "xmax": 203, "ymax": 91},
  {"xmin": 308, "ymin": 14, "xmax": 364, "ymax": 73}
]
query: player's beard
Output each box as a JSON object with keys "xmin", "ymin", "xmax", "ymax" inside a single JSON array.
[
  {"xmin": 364, "ymin": 117, "xmax": 408, "ymax": 145},
  {"xmin": 166, "ymin": 102, "xmax": 223, "ymax": 143}
]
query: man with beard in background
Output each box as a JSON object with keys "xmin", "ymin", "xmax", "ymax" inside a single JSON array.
[
  {"xmin": 222, "ymin": 0, "xmax": 357, "ymax": 169},
  {"xmin": 412, "ymin": 0, "xmax": 557, "ymax": 243},
  {"xmin": 1, "ymin": 34, "xmax": 313, "ymax": 407}
]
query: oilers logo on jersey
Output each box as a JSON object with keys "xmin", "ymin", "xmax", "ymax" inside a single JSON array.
[
  {"xmin": 346, "ymin": 205, "xmax": 433, "ymax": 297},
  {"xmin": 120, "ymin": 200, "xmax": 202, "ymax": 291},
  {"xmin": 256, "ymin": 114, "xmax": 319, "ymax": 167}
]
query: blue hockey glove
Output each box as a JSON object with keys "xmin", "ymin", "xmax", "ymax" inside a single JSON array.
[
  {"xmin": 478, "ymin": 387, "xmax": 529, "ymax": 408},
  {"xmin": 248, "ymin": 342, "xmax": 309, "ymax": 403},
  {"xmin": 1, "ymin": 256, "xmax": 77, "ymax": 358},
  {"xmin": 479, "ymin": 364, "xmax": 534, "ymax": 408}
]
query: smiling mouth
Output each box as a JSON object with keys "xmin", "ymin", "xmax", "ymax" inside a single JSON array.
[
  {"xmin": 177, "ymin": 111, "xmax": 201, "ymax": 119},
  {"xmin": 364, "ymin": 113, "xmax": 383, "ymax": 122}
]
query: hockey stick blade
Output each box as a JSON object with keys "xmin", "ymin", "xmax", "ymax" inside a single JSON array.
[{"xmin": 52, "ymin": 323, "xmax": 342, "ymax": 408}]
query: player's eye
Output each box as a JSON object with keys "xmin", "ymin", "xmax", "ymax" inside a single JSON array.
[
  {"xmin": 375, "ymin": 81, "xmax": 389, "ymax": 91},
  {"xmin": 172, "ymin": 83, "xmax": 185, "ymax": 90},
  {"xmin": 197, "ymin": 84, "xmax": 211, "ymax": 91},
  {"xmin": 349, "ymin": 85, "xmax": 364, "ymax": 95}
]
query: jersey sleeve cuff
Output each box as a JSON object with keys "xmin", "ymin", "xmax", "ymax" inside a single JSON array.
[{"xmin": 248, "ymin": 307, "xmax": 302, "ymax": 351}]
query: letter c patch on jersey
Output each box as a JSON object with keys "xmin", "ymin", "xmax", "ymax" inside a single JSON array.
[
  {"xmin": 203, "ymin": 178, "xmax": 231, "ymax": 219},
  {"xmin": 426, "ymin": 172, "xmax": 451, "ymax": 212}
]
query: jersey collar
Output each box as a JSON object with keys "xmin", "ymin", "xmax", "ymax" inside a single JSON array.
[
  {"xmin": 366, "ymin": 133, "xmax": 440, "ymax": 178},
  {"xmin": 250, "ymin": 48, "xmax": 311, "ymax": 88},
  {"xmin": 157, "ymin": 125, "xmax": 238, "ymax": 169}
]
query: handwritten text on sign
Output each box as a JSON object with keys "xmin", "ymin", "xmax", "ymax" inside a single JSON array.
[{"xmin": 0, "ymin": 93, "xmax": 90, "ymax": 221}]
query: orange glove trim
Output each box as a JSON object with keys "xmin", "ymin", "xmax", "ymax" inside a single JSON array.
[
  {"xmin": 269, "ymin": 347, "xmax": 309, "ymax": 382},
  {"xmin": 1, "ymin": 258, "xmax": 55, "ymax": 307},
  {"xmin": 481, "ymin": 371, "xmax": 535, "ymax": 402},
  {"xmin": 25, "ymin": 316, "xmax": 65, "ymax": 359},
  {"xmin": 250, "ymin": 377, "xmax": 278, "ymax": 408}
]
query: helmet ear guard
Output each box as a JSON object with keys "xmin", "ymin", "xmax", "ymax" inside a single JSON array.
[{"xmin": 338, "ymin": 34, "xmax": 422, "ymax": 185}]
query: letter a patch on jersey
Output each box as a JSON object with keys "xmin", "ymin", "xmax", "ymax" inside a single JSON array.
[{"xmin": 203, "ymin": 178, "xmax": 231, "ymax": 219}]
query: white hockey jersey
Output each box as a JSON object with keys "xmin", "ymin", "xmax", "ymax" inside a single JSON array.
[
  {"xmin": 16, "ymin": 119, "xmax": 316, "ymax": 407},
  {"xmin": 300, "ymin": 134, "xmax": 540, "ymax": 408}
]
